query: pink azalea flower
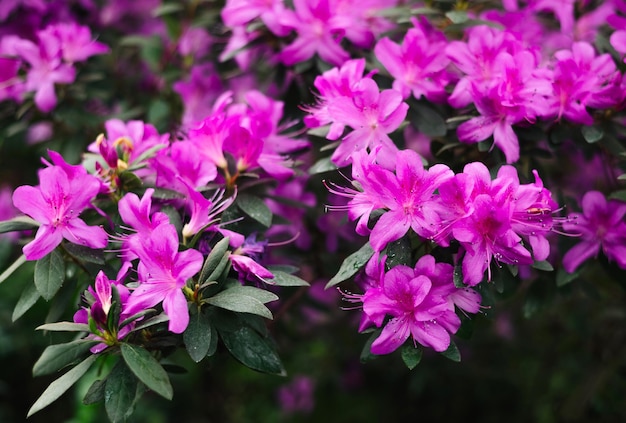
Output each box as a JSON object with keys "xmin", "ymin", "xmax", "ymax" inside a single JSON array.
[
  {"xmin": 374, "ymin": 17, "xmax": 451, "ymax": 102},
  {"xmin": 0, "ymin": 56, "xmax": 24, "ymax": 102},
  {"xmin": 41, "ymin": 22, "xmax": 109, "ymax": 63},
  {"xmin": 173, "ymin": 63, "xmax": 223, "ymax": 127},
  {"xmin": 125, "ymin": 224, "xmax": 204, "ymax": 334},
  {"xmin": 12, "ymin": 163, "xmax": 108, "ymax": 260},
  {"xmin": 562, "ymin": 191, "xmax": 626, "ymax": 272},
  {"xmin": 152, "ymin": 140, "xmax": 218, "ymax": 192},
  {"xmin": 327, "ymin": 78, "xmax": 408, "ymax": 168},
  {"xmin": 354, "ymin": 255, "xmax": 475, "ymax": 354},
  {"xmin": 341, "ymin": 149, "xmax": 453, "ymax": 251},
  {"xmin": 73, "ymin": 270, "xmax": 133, "ymax": 353},
  {"xmin": 278, "ymin": 0, "xmax": 350, "ymax": 66}
]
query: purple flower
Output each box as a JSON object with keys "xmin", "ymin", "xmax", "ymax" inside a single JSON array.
[
  {"xmin": 12, "ymin": 162, "xmax": 108, "ymax": 260},
  {"xmin": 374, "ymin": 17, "xmax": 451, "ymax": 103},
  {"xmin": 73, "ymin": 270, "xmax": 133, "ymax": 353},
  {"xmin": 278, "ymin": 0, "xmax": 350, "ymax": 66},
  {"xmin": 347, "ymin": 149, "xmax": 453, "ymax": 251},
  {"xmin": 327, "ymin": 78, "xmax": 408, "ymax": 168},
  {"xmin": 562, "ymin": 191, "xmax": 626, "ymax": 272},
  {"xmin": 356, "ymin": 255, "xmax": 475, "ymax": 354},
  {"xmin": 125, "ymin": 224, "xmax": 204, "ymax": 334},
  {"xmin": 277, "ymin": 375, "xmax": 315, "ymax": 415}
]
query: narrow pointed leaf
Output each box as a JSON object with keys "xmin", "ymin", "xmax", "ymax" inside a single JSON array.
[
  {"xmin": 183, "ymin": 309, "xmax": 213, "ymax": 363},
  {"xmin": 219, "ymin": 326, "xmax": 285, "ymax": 375},
  {"xmin": 105, "ymin": 360, "xmax": 139, "ymax": 423},
  {"xmin": 237, "ymin": 194, "xmax": 272, "ymax": 227},
  {"xmin": 268, "ymin": 270, "xmax": 310, "ymax": 286},
  {"xmin": 205, "ymin": 288, "xmax": 275, "ymax": 319},
  {"xmin": 0, "ymin": 254, "xmax": 27, "ymax": 285},
  {"xmin": 120, "ymin": 343, "xmax": 173, "ymax": 400},
  {"xmin": 36, "ymin": 322, "xmax": 90, "ymax": 332},
  {"xmin": 12, "ymin": 281, "xmax": 40, "ymax": 321},
  {"xmin": 0, "ymin": 216, "xmax": 39, "ymax": 233},
  {"xmin": 27, "ymin": 355, "xmax": 97, "ymax": 417},
  {"xmin": 199, "ymin": 236, "xmax": 230, "ymax": 284},
  {"xmin": 34, "ymin": 249, "xmax": 65, "ymax": 301},
  {"xmin": 326, "ymin": 243, "xmax": 374, "ymax": 288},
  {"xmin": 33, "ymin": 340, "xmax": 98, "ymax": 376},
  {"xmin": 401, "ymin": 345, "xmax": 423, "ymax": 370}
]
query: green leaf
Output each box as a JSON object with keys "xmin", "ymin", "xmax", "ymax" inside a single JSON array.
[
  {"xmin": 36, "ymin": 321, "xmax": 90, "ymax": 332},
  {"xmin": 117, "ymin": 171, "xmax": 143, "ymax": 192},
  {"xmin": 401, "ymin": 345, "xmax": 423, "ymax": 370},
  {"xmin": 360, "ymin": 329, "xmax": 382, "ymax": 363},
  {"xmin": 129, "ymin": 313, "xmax": 170, "ymax": 333},
  {"xmin": 556, "ymin": 267, "xmax": 580, "ymax": 287},
  {"xmin": 205, "ymin": 287, "xmax": 276, "ymax": 319},
  {"xmin": 237, "ymin": 194, "xmax": 272, "ymax": 227},
  {"xmin": 83, "ymin": 379, "xmax": 106, "ymax": 405},
  {"xmin": 120, "ymin": 344, "xmax": 173, "ymax": 400},
  {"xmin": 33, "ymin": 340, "xmax": 98, "ymax": 376},
  {"xmin": 152, "ymin": 3, "xmax": 184, "ymax": 17},
  {"xmin": 27, "ymin": 355, "xmax": 97, "ymax": 417},
  {"xmin": 268, "ymin": 270, "xmax": 310, "ymax": 287},
  {"xmin": 307, "ymin": 124, "xmax": 330, "ymax": 138},
  {"xmin": 119, "ymin": 309, "xmax": 157, "ymax": 329},
  {"xmin": 446, "ymin": 10, "xmax": 469, "ymax": 24},
  {"xmin": 0, "ymin": 216, "xmax": 39, "ymax": 233},
  {"xmin": 608, "ymin": 190, "xmax": 626, "ymax": 203},
  {"xmin": 63, "ymin": 242, "xmax": 105, "ymax": 265},
  {"xmin": 12, "ymin": 281, "xmax": 40, "ymax": 321},
  {"xmin": 453, "ymin": 263, "xmax": 465, "ymax": 288},
  {"xmin": 105, "ymin": 360, "xmax": 139, "ymax": 423},
  {"xmin": 326, "ymin": 242, "xmax": 375, "ymax": 288},
  {"xmin": 410, "ymin": 102, "xmax": 447, "ymax": 137},
  {"xmin": 532, "ymin": 260, "xmax": 554, "ymax": 272},
  {"xmin": 183, "ymin": 308, "xmax": 214, "ymax": 363},
  {"xmin": 219, "ymin": 326, "xmax": 285, "ymax": 375},
  {"xmin": 308, "ymin": 156, "xmax": 337, "ymax": 175},
  {"xmin": 581, "ymin": 125, "xmax": 604, "ymax": 143},
  {"xmin": 34, "ymin": 249, "xmax": 65, "ymax": 301},
  {"xmin": 199, "ymin": 236, "xmax": 231, "ymax": 284},
  {"xmin": 384, "ymin": 237, "xmax": 412, "ymax": 270},
  {"xmin": 0, "ymin": 254, "xmax": 27, "ymax": 285},
  {"xmin": 440, "ymin": 341, "xmax": 461, "ymax": 362}
]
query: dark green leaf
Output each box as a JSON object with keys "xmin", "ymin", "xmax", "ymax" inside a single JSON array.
[
  {"xmin": 119, "ymin": 309, "xmax": 157, "ymax": 329},
  {"xmin": 118, "ymin": 171, "xmax": 143, "ymax": 192},
  {"xmin": 129, "ymin": 313, "xmax": 170, "ymax": 333},
  {"xmin": 27, "ymin": 355, "xmax": 97, "ymax": 417},
  {"xmin": 360, "ymin": 329, "xmax": 382, "ymax": 363},
  {"xmin": 120, "ymin": 344, "xmax": 173, "ymax": 400},
  {"xmin": 219, "ymin": 326, "xmax": 285, "ymax": 375},
  {"xmin": 608, "ymin": 190, "xmax": 626, "ymax": 203},
  {"xmin": 36, "ymin": 322, "xmax": 90, "ymax": 332},
  {"xmin": 105, "ymin": 360, "xmax": 139, "ymax": 423},
  {"xmin": 446, "ymin": 10, "xmax": 468, "ymax": 23},
  {"xmin": 0, "ymin": 254, "xmax": 27, "ymax": 285},
  {"xmin": 33, "ymin": 340, "xmax": 98, "ymax": 377},
  {"xmin": 184, "ymin": 308, "xmax": 214, "ymax": 363},
  {"xmin": 63, "ymin": 243, "xmax": 105, "ymax": 265},
  {"xmin": 384, "ymin": 237, "xmax": 412, "ymax": 270},
  {"xmin": 0, "ymin": 216, "xmax": 39, "ymax": 233},
  {"xmin": 308, "ymin": 157, "xmax": 337, "ymax": 175},
  {"xmin": 205, "ymin": 288, "xmax": 275, "ymax": 319},
  {"xmin": 411, "ymin": 102, "xmax": 447, "ymax": 137},
  {"xmin": 83, "ymin": 379, "xmax": 106, "ymax": 405},
  {"xmin": 12, "ymin": 281, "xmax": 40, "ymax": 321},
  {"xmin": 453, "ymin": 263, "xmax": 465, "ymax": 288},
  {"xmin": 532, "ymin": 260, "xmax": 554, "ymax": 272},
  {"xmin": 237, "ymin": 194, "xmax": 272, "ymax": 227},
  {"xmin": 199, "ymin": 236, "xmax": 231, "ymax": 284},
  {"xmin": 326, "ymin": 242, "xmax": 375, "ymax": 288},
  {"xmin": 401, "ymin": 345, "xmax": 423, "ymax": 370},
  {"xmin": 440, "ymin": 341, "xmax": 461, "ymax": 362},
  {"xmin": 34, "ymin": 249, "xmax": 65, "ymax": 301},
  {"xmin": 581, "ymin": 125, "xmax": 604, "ymax": 143},
  {"xmin": 268, "ymin": 270, "xmax": 310, "ymax": 287},
  {"xmin": 152, "ymin": 3, "xmax": 184, "ymax": 17},
  {"xmin": 556, "ymin": 267, "xmax": 580, "ymax": 287}
]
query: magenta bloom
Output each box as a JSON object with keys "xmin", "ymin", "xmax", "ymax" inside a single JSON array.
[
  {"xmin": 327, "ymin": 78, "xmax": 408, "ymax": 167},
  {"xmin": 347, "ymin": 149, "xmax": 453, "ymax": 251},
  {"xmin": 125, "ymin": 224, "xmax": 203, "ymax": 334},
  {"xmin": 374, "ymin": 17, "xmax": 451, "ymax": 103},
  {"xmin": 358, "ymin": 256, "xmax": 470, "ymax": 354},
  {"xmin": 562, "ymin": 191, "xmax": 626, "ymax": 273},
  {"xmin": 12, "ymin": 164, "xmax": 108, "ymax": 260},
  {"xmin": 73, "ymin": 270, "xmax": 133, "ymax": 353},
  {"xmin": 278, "ymin": 0, "xmax": 350, "ymax": 66}
]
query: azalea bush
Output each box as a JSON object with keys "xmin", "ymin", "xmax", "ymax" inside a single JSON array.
[{"xmin": 1, "ymin": 0, "xmax": 626, "ymax": 422}]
